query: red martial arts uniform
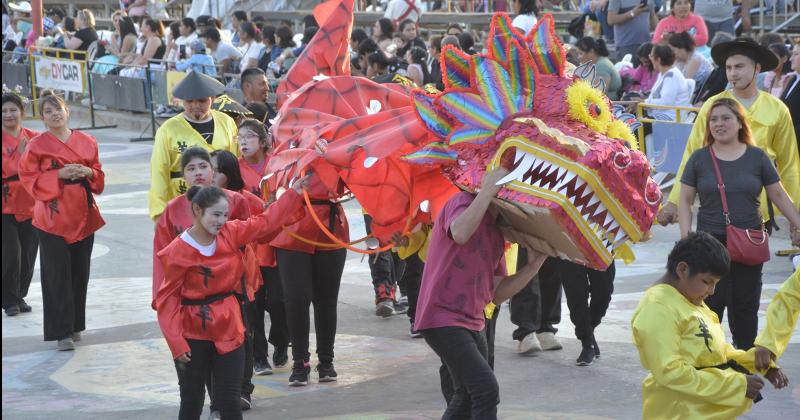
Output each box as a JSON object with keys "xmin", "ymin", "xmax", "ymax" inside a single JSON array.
[
  {"xmin": 155, "ymin": 189, "xmax": 304, "ymax": 358},
  {"xmin": 239, "ymin": 157, "xmax": 280, "ymax": 268},
  {"xmin": 18, "ymin": 131, "xmax": 105, "ymax": 242},
  {"xmin": 152, "ymin": 189, "xmax": 251, "ymax": 307},
  {"xmin": 2, "ymin": 127, "xmax": 38, "ymax": 221}
]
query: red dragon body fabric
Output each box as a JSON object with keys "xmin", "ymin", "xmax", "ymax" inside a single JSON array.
[{"xmin": 267, "ymin": 0, "xmax": 661, "ymax": 269}]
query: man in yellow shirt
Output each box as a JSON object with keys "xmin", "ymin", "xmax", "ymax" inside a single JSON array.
[
  {"xmin": 754, "ymin": 268, "xmax": 800, "ymax": 370},
  {"xmin": 658, "ymin": 38, "xmax": 800, "ymax": 228},
  {"xmin": 147, "ymin": 71, "xmax": 239, "ymax": 221}
]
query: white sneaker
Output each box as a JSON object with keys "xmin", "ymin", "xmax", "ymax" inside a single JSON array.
[
  {"xmin": 517, "ymin": 333, "xmax": 542, "ymax": 355},
  {"xmin": 536, "ymin": 331, "xmax": 563, "ymax": 351}
]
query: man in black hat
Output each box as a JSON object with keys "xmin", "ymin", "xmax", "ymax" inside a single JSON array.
[
  {"xmin": 659, "ymin": 37, "xmax": 800, "ymax": 230},
  {"xmin": 147, "ymin": 71, "xmax": 239, "ymax": 221}
]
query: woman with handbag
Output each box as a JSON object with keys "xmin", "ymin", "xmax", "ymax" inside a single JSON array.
[{"xmin": 678, "ymin": 97, "xmax": 800, "ymax": 350}]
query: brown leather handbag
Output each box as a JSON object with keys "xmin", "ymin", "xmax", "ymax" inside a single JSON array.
[{"xmin": 708, "ymin": 147, "xmax": 770, "ymax": 266}]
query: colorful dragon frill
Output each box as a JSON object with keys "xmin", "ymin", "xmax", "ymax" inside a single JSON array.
[{"xmin": 267, "ymin": 0, "xmax": 661, "ymax": 269}]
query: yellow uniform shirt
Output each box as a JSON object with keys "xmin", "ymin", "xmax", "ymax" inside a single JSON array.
[
  {"xmin": 632, "ymin": 284, "xmax": 763, "ymax": 419},
  {"xmin": 667, "ymin": 91, "xmax": 800, "ymax": 219},
  {"xmin": 148, "ymin": 110, "xmax": 239, "ymax": 219},
  {"xmin": 754, "ymin": 268, "xmax": 800, "ymax": 360},
  {"xmin": 396, "ymin": 225, "xmax": 431, "ymax": 262}
]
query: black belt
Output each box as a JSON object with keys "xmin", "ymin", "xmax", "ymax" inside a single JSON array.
[
  {"xmin": 2, "ymin": 175, "xmax": 20, "ymax": 182},
  {"xmin": 696, "ymin": 360, "xmax": 762, "ymax": 403},
  {"xmin": 64, "ymin": 178, "xmax": 95, "ymax": 209},
  {"xmin": 310, "ymin": 199, "xmax": 339, "ymax": 233},
  {"xmin": 170, "ymin": 171, "xmax": 182, "ymax": 179},
  {"xmin": 181, "ymin": 291, "xmax": 235, "ymax": 306}
]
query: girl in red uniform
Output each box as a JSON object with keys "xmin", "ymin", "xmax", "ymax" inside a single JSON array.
[
  {"xmin": 152, "ymin": 147, "xmax": 251, "ymax": 307},
  {"xmin": 2, "ymin": 92, "xmax": 39, "ymax": 317},
  {"xmin": 18, "ymin": 92, "xmax": 105, "ymax": 351},
  {"xmin": 210, "ymin": 149, "xmax": 267, "ymax": 407},
  {"xmin": 235, "ymin": 120, "xmax": 291, "ymax": 373},
  {"xmin": 155, "ymin": 181, "xmax": 306, "ymax": 420}
]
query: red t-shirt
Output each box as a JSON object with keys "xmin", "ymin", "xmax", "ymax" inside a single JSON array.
[{"xmin": 414, "ymin": 192, "xmax": 506, "ymax": 332}]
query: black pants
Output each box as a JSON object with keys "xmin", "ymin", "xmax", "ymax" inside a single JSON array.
[
  {"xmin": 401, "ymin": 253, "xmax": 424, "ymax": 323},
  {"xmin": 241, "ymin": 299, "xmax": 255, "ymax": 396},
  {"xmin": 277, "ymin": 248, "xmax": 347, "ymax": 364},
  {"xmin": 253, "ymin": 267, "xmax": 290, "ymax": 363},
  {"xmin": 364, "ymin": 214, "xmax": 406, "ymax": 302},
  {"xmin": 440, "ymin": 307, "xmax": 499, "ymax": 404},
  {"xmin": 2, "ymin": 215, "xmax": 38, "ymax": 309},
  {"xmin": 509, "ymin": 253, "xmax": 561, "ymax": 340},
  {"xmin": 424, "ymin": 323, "xmax": 499, "ymax": 420},
  {"xmin": 560, "ymin": 260, "xmax": 615, "ymax": 345},
  {"xmin": 175, "ymin": 340, "xmax": 244, "ymax": 420},
  {"xmin": 36, "ymin": 229, "xmax": 93, "ymax": 341}
]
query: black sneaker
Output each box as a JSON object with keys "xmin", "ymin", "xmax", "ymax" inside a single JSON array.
[
  {"xmin": 576, "ymin": 345, "xmax": 596, "ymax": 366},
  {"xmin": 254, "ymin": 359, "xmax": 273, "ymax": 375},
  {"xmin": 273, "ymin": 345, "xmax": 288, "ymax": 368},
  {"xmin": 19, "ymin": 300, "xmax": 32, "ymax": 313},
  {"xmin": 393, "ymin": 297, "xmax": 408, "ymax": 314},
  {"xmin": 289, "ymin": 362, "xmax": 310, "ymax": 387},
  {"xmin": 409, "ymin": 322, "xmax": 422, "ymax": 338},
  {"xmin": 5, "ymin": 305, "xmax": 20, "ymax": 317},
  {"xmin": 316, "ymin": 362, "xmax": 338, "ymax": 383},
  {"xmin": 240, "ymin": 393, "xmax": 252, "ymax": 411},
  {"xmin": 593, "ymin": 337, "xmax": 600, "ymax": 359}
]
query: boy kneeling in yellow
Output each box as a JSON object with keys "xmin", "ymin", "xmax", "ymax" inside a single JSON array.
[{"xmin": 631, "ymin": 232, "xmax": 787, "ymax": 419}]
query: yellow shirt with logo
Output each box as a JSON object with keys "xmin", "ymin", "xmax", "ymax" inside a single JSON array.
[
  {"xmin": 631, "ymin": 283, "xmax": 765, "ymax": 419},
  {"xmin": 148, "ymin": 110, "xmax": 238, "ymax": 219},
  {"xmin": 755, "ymin": 268, "xmax": 800, "ymax": 360}
]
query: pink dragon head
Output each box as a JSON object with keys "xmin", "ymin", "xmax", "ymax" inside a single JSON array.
[{"xmin": 408, "ymin": 14, "xmax": 661, "ymax": 269}]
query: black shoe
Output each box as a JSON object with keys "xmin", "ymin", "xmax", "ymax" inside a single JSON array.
[
  {"xmin": 5, "ymin": 305, "xmax": 20, "ymax": 317},
  {"xmin": 289, "ymin": 362, "xmax": 310, "ymax": 387},
  {"xmin": 19, "ymin": 300, "xmax": 32, "ymax": 313},
  {"xmin": 393, "ymin": 296, "xmax": 409, "ymax": 314},
  {"xmin": 273, "ymin": 345, "xmax": 288, "ymax": 368},
  {"xmin": 316, "ymin": 362, "xmax": 338, "ymax": 383},
  {"xmin": 240, "ymin": 394, "xmax": 252, "ymax": 411},
  {"xmin": 576, "ymin": 345, "xmax": 596, "ymax": 366},
  {"xmin": 593, "ymin": 337, "xmax": 600, "ymax": 359},
  {"xmin": 254, "ymin": 359, "xmax": 273, "ymax": 375},
  {"xmin": 409, "ymin": 322, "xmax": 422, "ymax": 338}
]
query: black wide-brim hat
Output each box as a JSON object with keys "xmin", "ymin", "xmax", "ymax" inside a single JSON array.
[
  {"xmin": 212, "ymin": 95, "xmax": 253, "ymax": 117},
  {"xmin": 711, "ymin": 37, "xmax": 778, "ymax": 71},
  {"xmin": 172, "ymin": 71, "xmax": 225, "ymax": 100}
]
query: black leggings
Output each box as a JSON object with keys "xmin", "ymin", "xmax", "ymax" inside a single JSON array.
[
  {"xmin": 560, "ymin": 260, "xmax": 615, "ymax": 345},
  {"xmin": 424, "ymin": 325, "xmax": 499, "ymax": 420},
  {"xmin": 253, "ymin": 266, "xmax": 290, "ymax": 363},
  {"xmin": 36, "ymin": 229, "xmax": 93, "ymax": 341},
  {"xmin": 2, "ymin": 215, "xmax": 38, "ymax": 309},
  {"xmin": 401, "ymin": 253, "xmax": 424, "ymax": 323},
  {"xmin": 277, "ymin": 248, "xmax": 347, "ymax": 364},
  {"xmin": 175, "ymin": 340, "xmax": 244, "ymax": 420}
]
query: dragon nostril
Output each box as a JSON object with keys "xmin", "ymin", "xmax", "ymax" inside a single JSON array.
[{"xmin": 645, "ymin": 179, "xmax": 662, "ymax": 206}]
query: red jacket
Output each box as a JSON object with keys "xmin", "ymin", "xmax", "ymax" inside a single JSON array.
[
  {"xmin": 156, "ymin": 190, "xmax": 303, "ymax": 358},
  {"xmin": 2, "ymin": 127, "xmax": 39, "ymax": 221},
  {"xmin": 18, "ymin": 131, "xmax": 105, "ymax": 243}
]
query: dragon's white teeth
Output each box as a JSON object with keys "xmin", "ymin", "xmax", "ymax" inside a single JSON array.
[
  {"xmin": 606, "ymin": 221, "xmax": 620, "ymax": 236},
  {"xmin": 603, "ymin": 212, "xmax": 614, "ymax": 228},
  {"xmin": 556, "ymin": 167, "xmax": 566, "ymax": 180},
  {"xmin": 497, "ymin": 152, "xmax": 534, "ymax": 185},
  {"xmin": 513, "ymin": 148, "xmax": 526, "ymax": 166},
  {"xmin": 587, "ymin": 194, "xmax": 600, "ymax": 209}
]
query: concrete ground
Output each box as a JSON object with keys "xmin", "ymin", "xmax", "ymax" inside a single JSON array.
[{"xmin": 2, "ymin": 113, "xmax": 798, "ymax": 419}]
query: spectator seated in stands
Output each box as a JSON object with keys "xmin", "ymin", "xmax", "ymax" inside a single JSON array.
[
  {"xmin": 350, "ymin": 28, "xmax": 369, "ymax": 75},
  {"xmin": 94, "ymin": 15, "xmax": 138, "ymax": 74},
  {"xmin": 373, "ymin": 17, "xmax": 395, "ymax": 53},
  {"xmin": 274, "ymin": 26, "xmax": 318, "ymax": 75},
  {"xmin": 60, "ymin": 9, "xmax": 98, "ymax": 60},
  {"xmin": 405, "ymin": 46, "xmax": 429, "ymax": 86},
  {"xmin": 510, "ymin": 0, "xmax": 539, "ymax": 36},
  {"xmin": 668, "ymin": 31, "xmax": 712, "ymax": 90},
  {"xmin": 575, "ymin": 36, "xmax": 622, "ymax": 100},
  {"xmin": 384, "ymin": 0, "xmax": 423, "ymax": 27},
  {"xmin": 8, "ymin": 1, "xmax": 32, "ymax": 41},
  {"xmin": 119, "ymin": 18, "xmax": 165, "ymax": 78},
  {"xmin": 395, "ymin": 19, "xmax": 426, "ymax": 60},
  {"xmin": 644, "ymin": 44, "xmax": 694, "ymax": 121},
  {"xmin": 165, "ymin": 18, "xmax": 198, "ymax": 65},
  {"xmin": 620, "ymin": 43, "xmax": 658, "ymax": 97},
  {"xmin": 120, "ymin": 0, "xmax": 148, "ymax": 22},
  {"xmin": 230, "ymin": 10, "xmax": 248, "ymax": 47},
  {"xmin": 176, "ymin": 38, "xmax": 217, "ymax": 77},
  {"xmin": 203, "ymin": 27, "xmax": 242, "ymax": 76},
  {"xmin": 652, "ymin": 0, "xmax": 708, "ymax": 48},
  {"xmin": 354, "ymin": 38, "xmax": 379, "ymax": 77},
  {"xmin": 257, "ymin": 25, "xmax": 280, "ymax": 76},
  {"xmin": 428, "ymin": 35, "xmax": 444, "ymax": 90},
  {"xmin": 759, "ymin": 43, "xmax": 791, "ymax": 98},
  {"xmin": 237, "ymin": 21, "xmax": 263, "ymax": 74},
  {"xmin": 606, "ymin": 0, "xmax": 655, "ymax": 59},
  {"xmin": 458, "ymin": 32, "xmax": 477, "ymax": 55}
]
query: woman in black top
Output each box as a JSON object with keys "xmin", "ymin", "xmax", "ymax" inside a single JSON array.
[
  {"xmin": 678, "ymin": 98, "xmax": 800, "ymax": 350},
  {"xmin": 63, "ymin": 9, "xmax": 97, "ymax": 59},
  {"xmin": 395, "ymin": 19, "xmax": 426, "ymax": 60}
]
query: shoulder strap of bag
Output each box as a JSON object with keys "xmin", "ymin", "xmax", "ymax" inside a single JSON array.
[{"xmin": 708, "ymin": 147, "xmax": 731, "ymax": 226}]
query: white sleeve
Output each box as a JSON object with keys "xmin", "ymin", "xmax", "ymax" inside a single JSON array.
[{"xmin": 647, "ymin": 72, "xmax": 683, "ymax": 107}]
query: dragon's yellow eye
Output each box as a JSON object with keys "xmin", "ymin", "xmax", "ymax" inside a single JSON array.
[{"xmin": 565, "ymin": 80, "xmax": 612, "ymax": 133}]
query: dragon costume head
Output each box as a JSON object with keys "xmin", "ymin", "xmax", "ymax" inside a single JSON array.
[
  {"xmin": 267, "ymin": 0, "xmax": 659, "ymax": 269},
  {"xmin": 406, "ymin": 14, "xmax": 661, "ymax": 268}
]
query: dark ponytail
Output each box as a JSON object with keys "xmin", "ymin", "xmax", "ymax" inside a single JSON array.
[
  {"xmin": 576, "ymin": 36, "xmax": 610, "ymax": 57},
  {"xmin": 180, "ymin": 146, "xmax": 212, "ymax": 171},
  {"xmin": 210, "ymin": 150, "xmax": 245, "ymax": 191},
  {"xmin": 186, "ymin": 185, "xmax": 228, "ymax": 211}
]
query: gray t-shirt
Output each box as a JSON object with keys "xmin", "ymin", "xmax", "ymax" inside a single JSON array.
[
  {"xmin": 607, "ymin": 0, "xmax": 653, "ymax": 48},
  {"xmin": 694, "ymin": 0, "xmax": 734, "ymax": 23},
  {"xmin": 681, "ymin": 146, "xmax": 780, "ymax": 235}
]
